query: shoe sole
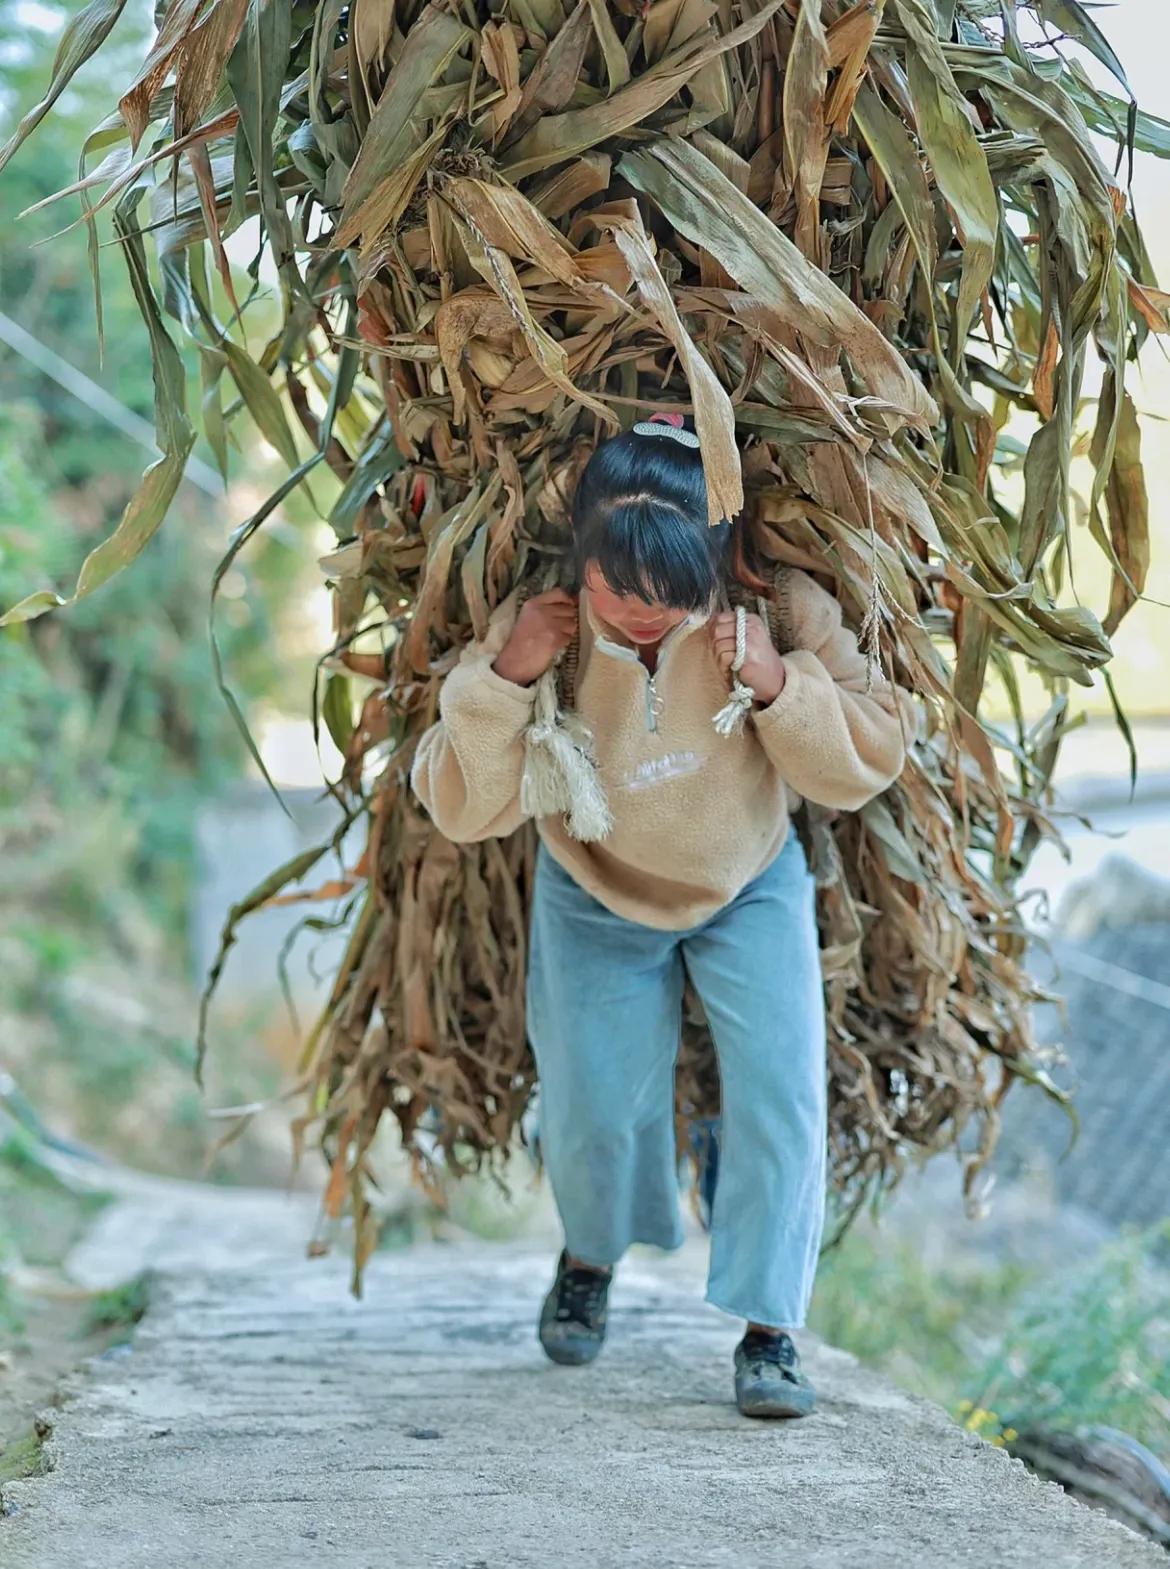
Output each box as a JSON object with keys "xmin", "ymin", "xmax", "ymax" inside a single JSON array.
[
  {"xmin": 539, "ymin": 1334, "xmax": 604, "ymax": 1366},
  {"xmin": 736, "ymin": 1387, "xmax": 817, "ymax": 1419},
  {"xmin": 538, "ymin": 1297, "xmax": 607, "ymax": 1365}
]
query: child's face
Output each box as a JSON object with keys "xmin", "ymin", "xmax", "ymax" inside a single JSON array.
[{"xmin": 582, "ymin": 562, "xmax": 696, "ymax": 646}]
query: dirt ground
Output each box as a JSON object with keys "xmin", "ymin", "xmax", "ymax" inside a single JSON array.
[
  {"xmin": 0, "ymin": 1146, "xmax": 140, "ymax": 1485},
  {"xmin": 0, "ymin": 1296, "xmax": 116, "ymax": 1485}
]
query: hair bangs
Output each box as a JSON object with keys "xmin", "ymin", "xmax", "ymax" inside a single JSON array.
[
  {"xmin": 585, "ymin": 498, "xmax": 721, "ymax": 611},
  {"xmin": 570, "ymin": 418, "xmax": 744, "ymax": 611}
]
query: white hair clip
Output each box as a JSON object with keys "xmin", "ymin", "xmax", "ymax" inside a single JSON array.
[{"xmin": 632, "ymin": 419, "xmax": 701, "ymax": 448}]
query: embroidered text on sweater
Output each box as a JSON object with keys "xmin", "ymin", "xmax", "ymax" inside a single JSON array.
[{"xmin": 615, "ymin": 750, "xmax": 705, "ymax": 791}]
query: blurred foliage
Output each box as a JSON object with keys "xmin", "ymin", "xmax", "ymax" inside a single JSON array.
[
  {"xmin": 965, "ymin": 1220, "xmax": 1170, "ymax": 1453},
  {"xmin": 810, "ymin": 1215, "xmax": 1035, "ymax": 1404},
  {"xmin": 810, "ymin": 1214, "xmax": 1170, "ymax": 1455},
  {"xmin": 0, "ymin": 397, "xmax": 302, "ymax": 939},
  {"xmin": 0, "ymin": 0, "xmax": 314, "ymax": 1177},
  {"xmin": 2, "ymin": 0, "xmax": 239, "ymax": 938},
  {"xmin": 81, "ymin": 1271, "xmax": 151, "ymax": 1335},
  {"xmin": 0, "ymin": 1126, "xmax": 107, "ymax": 1270},
  {"xmin": 0, "ymin": 1122, "xmax": 109, "ymax": 1338},
  {"xmin": 0, "ymin": 0, "xmax": 157, "ymax": 486}
]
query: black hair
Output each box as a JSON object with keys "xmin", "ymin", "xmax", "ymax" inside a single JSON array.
[{"xmin": 569, "ymin": 415, "xmax": 734, "ymax": 611}]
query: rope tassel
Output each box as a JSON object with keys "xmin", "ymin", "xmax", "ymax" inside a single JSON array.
[
  {"xmin": 520, "ymin": 663, "xmax": 613, "ymax": 841},
  {"xmin": 712, "ymin": 605, "xmax": 756, "ymax": 737}
]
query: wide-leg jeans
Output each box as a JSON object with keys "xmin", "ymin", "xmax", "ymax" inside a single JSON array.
[{"xmin": 525, "ymin": 821, "xmax": 828, "ymax": 1329}]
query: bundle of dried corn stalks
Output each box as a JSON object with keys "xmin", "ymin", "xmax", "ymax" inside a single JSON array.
[{"xmin": 3, "ymin": 0, "xmax": 1165, "ymax": 1288}]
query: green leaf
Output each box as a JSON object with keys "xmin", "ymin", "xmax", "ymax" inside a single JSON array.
[
  {"xmin": 501, "ymin": 0, "xmax": 788, "ymax": 178},
  {"xmin": 321, "ymin": 673, "xmax": 355, "ymax": 754},
  {"xmin": 1036, "ymin": 1, "xmax": 1132, "ymax": 101},
  {"xmin": 1072, "ymin": 85, "xmax": 1170, "ymax": 159},
  {"xmin": 222, "ymin": 340, "xmax": 301, "ymax": 470},
  {"xmin": 333, "ymin": 6, "xmax": 471, "ymax": 250},
  {"xmin": 1101, "ymin": 666, "xmax": 1137, "ymax": 804},
  {"xmin": 195, "ymin": 827, "xmax": 357, "ymax": 1086},
  {"xmin": 1, "ymin": 193, "xmax": 194, "ymax": 627},
  {"xmin": 0, "ymin": 0, "xmax": 130, "ymax": 175},
  {"xmin": 328, "ymin": 427, "xmax": 404, "ymax": 537},
  {"xmin": 208, "ymin": 451, "xmax": 326, "ymax": 816},
  {"xmin": 895, "ymin": 0, "xmax": 998, "ymax": 358},
  {"xmin": 225, "ymin": 0, "xmax": 299, "ymax": 290},
  {"xmin": 859, "ymin": 797, "xmax": 924, "ymax": 883}
]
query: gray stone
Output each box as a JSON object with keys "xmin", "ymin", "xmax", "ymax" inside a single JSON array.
[{"xmin": 2, "ymin": 1186, "xmax": 1165, "ymax": 1569}]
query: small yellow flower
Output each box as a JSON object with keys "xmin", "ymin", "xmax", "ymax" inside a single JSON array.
[
  {"xmin": 1003, "ymin": 1428, "xmax": 1018, "ymax": 1442},
  {"xmin": 957, "ymin": 1398, "xmax": 974, "ymax": 1412}
]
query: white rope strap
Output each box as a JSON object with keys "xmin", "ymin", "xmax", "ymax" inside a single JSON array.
[
  {"xmin": 712, "ymin": 605, "xmax": 756, "ymax": 738},
  {"xmin": 520, "ymin": 659, "xmax": 613, "ymax": 842}
]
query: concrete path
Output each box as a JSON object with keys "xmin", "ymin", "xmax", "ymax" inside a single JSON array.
[{"xmin": 2, "ymin": 1186, "xmax": 1165, "ymax": 1569}]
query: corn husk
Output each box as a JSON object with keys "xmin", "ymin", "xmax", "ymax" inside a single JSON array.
[{"xmin": 3, "ymin": 0, "xmax": 1165, "ymax": 1290}]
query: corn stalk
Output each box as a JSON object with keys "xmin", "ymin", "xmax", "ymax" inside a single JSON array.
[{"xmin": 3, "ymin": 0, "xmax": 1166, "ymax": 1288}]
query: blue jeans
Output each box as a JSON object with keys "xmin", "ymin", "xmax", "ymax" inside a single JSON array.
[{"xmin": 525, "ymin": 822, "xmax": 828, "ymax": 1328}]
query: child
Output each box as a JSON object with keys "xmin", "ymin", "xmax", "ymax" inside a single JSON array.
[{"xmin": 410, "ymin": 414, "xmax": 911, "ymax": 1419}]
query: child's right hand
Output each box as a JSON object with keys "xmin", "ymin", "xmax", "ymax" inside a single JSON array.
[{"xmin": 492, "ymin": 589, "xmax": 578, "ymax": 687}]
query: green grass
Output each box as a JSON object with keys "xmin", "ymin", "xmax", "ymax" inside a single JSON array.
[
  {"xmin": 961, "ymin": 1221, "xmax": 1170, "ymax": 1452},
  {"xmin": 0, "ymin": 1428, "xmax": 48, "ymax": 1486},
  {"xmin": 0, "ymin": 1270, "xmax": 25, "ymax": 1338},
  {"xmin": 809, "ymin": 1222, "xmax": 1036, "ymax": 1409},
  {"xmin": 809, "ymin": 1217, "xmax": 1170, "ymax": 1457},
  {"xmin": 0, "ymin": 1130, "xmax": 110, "ymax": 1270},
  {"xmin": 80, "ymin": 1274, "xmax": 151, "ymax": 1337},
  {"xmin": 0, "ymin": 1134, "xmax": 115, "ymax": 1356}
]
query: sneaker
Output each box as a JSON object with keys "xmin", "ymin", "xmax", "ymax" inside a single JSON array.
[
  {"xmin": 733, "ymin": 1329, "xmax": 817, "ymax": 1418},
  {"xmin": 538, "ymin": 1248, "xmax": 613, "ymax": 1366}
]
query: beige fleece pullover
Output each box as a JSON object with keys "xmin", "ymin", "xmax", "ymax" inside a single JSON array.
[{"xmin": 410, "ymin": 567, "xmax": 914, "ymax": 930}]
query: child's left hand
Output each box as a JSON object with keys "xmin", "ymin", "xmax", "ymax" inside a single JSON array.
[{"xmin": 710, "ymin": 611, "xmax": 787, "ymax": 706}]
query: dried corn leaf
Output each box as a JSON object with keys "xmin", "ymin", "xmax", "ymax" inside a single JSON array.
[{"xmin": 5, "ymin": 0, "xmax": 1167, "ymax": 1293}]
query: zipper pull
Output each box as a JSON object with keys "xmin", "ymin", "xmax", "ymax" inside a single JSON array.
[{"xmin": 647, "ymin": 677, "xmax": 665, "ymax": 733}]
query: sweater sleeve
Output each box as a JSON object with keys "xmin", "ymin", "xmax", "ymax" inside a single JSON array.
[
  {"xmin": 751, "ymin": 568, "xmax": 914, "ymax": 811},
  {"xmin": 409, "ymin": 590, "xmax": 536, "ymax": 843}
]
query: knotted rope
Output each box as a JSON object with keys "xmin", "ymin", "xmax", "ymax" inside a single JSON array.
[
  {"xmin": 711, "ymin": 604, "xmax": 756, "ymax": 737},
  {"xmin": 519, "ymin": 630, "xmax": 613, "ymax": 843}
]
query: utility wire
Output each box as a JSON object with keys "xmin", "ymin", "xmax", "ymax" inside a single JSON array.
[
  {"xmin": 0, "ymin": 308, "xmax": 305, "ymax": 550},
  {"xmin": 1045, "ymin": 942, "xmax": 1170, "ymax": 1015}
]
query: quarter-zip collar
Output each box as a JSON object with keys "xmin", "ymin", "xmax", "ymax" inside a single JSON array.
[{"xmin": 583, "ymin": 592, "xmax": 715, "ymax": 734}]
